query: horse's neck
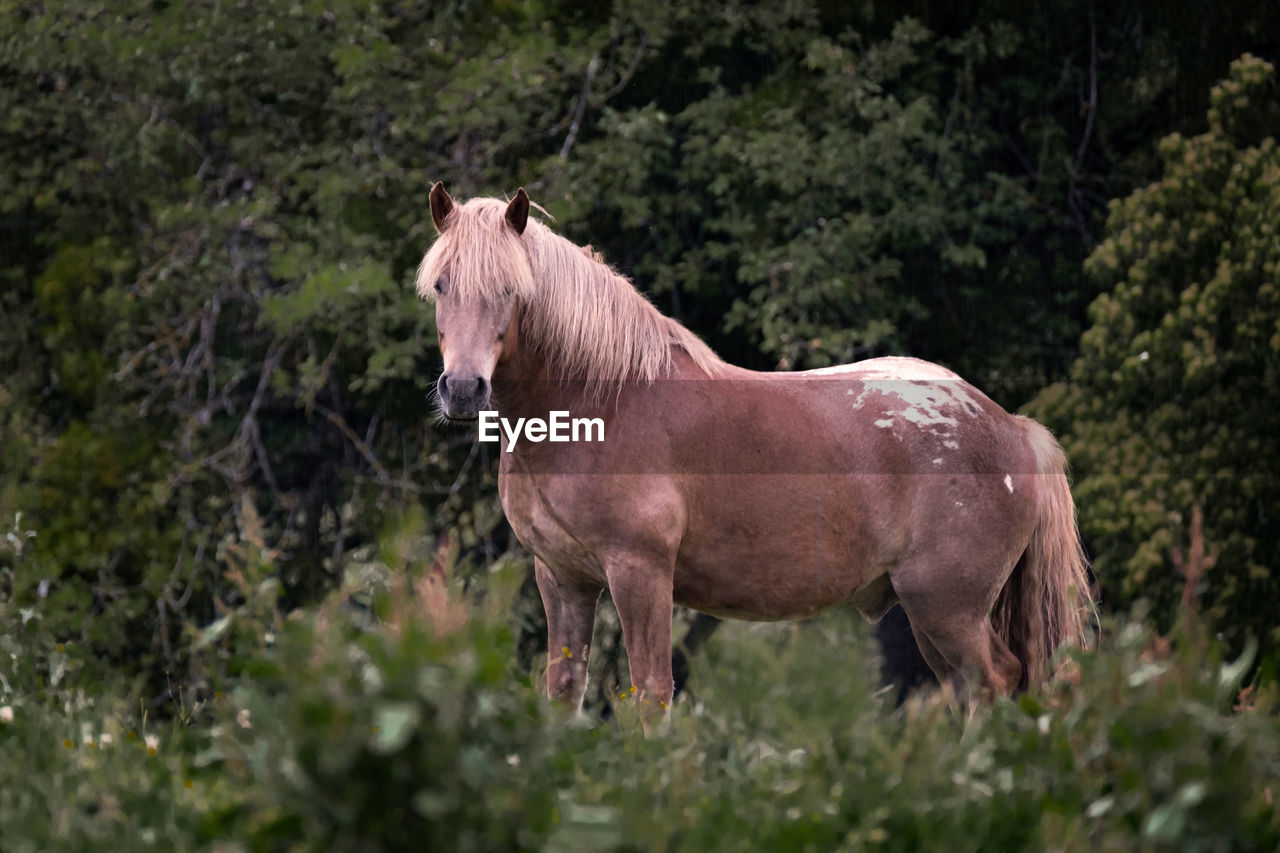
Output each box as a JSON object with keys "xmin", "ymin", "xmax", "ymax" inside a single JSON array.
[
  {"xmin": 490, "ymin": 340, "xmax": 592, "ymax": 419},
  {"xmin": 494, "ymin": 338, "xmax": 720, "ymax": 422}
]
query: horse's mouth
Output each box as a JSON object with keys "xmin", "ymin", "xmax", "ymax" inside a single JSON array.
[{"xmin": 436, "ymin": 408, "xmax": 481, "ymax": 424}]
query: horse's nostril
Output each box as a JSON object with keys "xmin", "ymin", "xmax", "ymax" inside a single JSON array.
[
  {"xmin": 437, "ymin": 373, "xmax": 451, "ymax": 402},
  {"xmin": 476, "ymin": 376, "xmax": 489, "ymax": 399}
]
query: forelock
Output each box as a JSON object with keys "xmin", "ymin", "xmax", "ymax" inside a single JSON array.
[{"xmin": 416, "ymin": 198, "xmax": 536, "ymax": 302}]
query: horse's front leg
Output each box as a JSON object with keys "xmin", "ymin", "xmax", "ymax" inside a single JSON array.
[
  {"xmin": 534, "ymin": 558, "xmax": 602, "ymax": 711},
  {"xmin": 605, "ymin": 554, "xmax": 675, "ymax": 731}
]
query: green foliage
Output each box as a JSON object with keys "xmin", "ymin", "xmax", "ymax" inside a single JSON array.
[
  {"xmin": 0, "ymin": 0, "xmax": 520, "ymax": 692},
  {"xmin": 5, "ymin": 513, "xmax": 1279, "ymax": 849},
  {"xmin": 205, "ymin": 560, "xmax": 560, "ymax": 849},
  {"xmin": 0, "ymin": 515, "xmax": 225, "ymax": 851},
  {"xmin": 553, "ymin": 0, "xmax": 1211, "ymax": 400},
  {"xmin": 1032, "ymin": 55, "xmax": 1280, "ymax": 655}
]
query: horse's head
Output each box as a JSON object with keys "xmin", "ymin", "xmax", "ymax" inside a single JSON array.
[{"xmin": 418, "ymin": 183, "xmax": 531, "ymax": 420}]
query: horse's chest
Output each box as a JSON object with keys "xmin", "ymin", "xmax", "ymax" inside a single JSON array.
[{"xmin": 498, "ymin": 466, "xmax": 602, "ymax": 579}]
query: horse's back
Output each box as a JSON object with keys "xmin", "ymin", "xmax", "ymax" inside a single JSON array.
[{"xmin": 794, "ymin": 356, "xmax": 961, "ymax": 382}]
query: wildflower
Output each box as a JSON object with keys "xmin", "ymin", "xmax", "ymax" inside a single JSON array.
[
  {"xmin": 100, "ymin": 733, "xmax": 113, "ymax": 745},
  {"xmin": 562, "ymin": 646, "xmax": 572, "ymax": 659},
  {"xmin": 236, "ymin": 708, "xmax": 252, "ymax": 729},
  {"xmin": 145, "ymin": 734, "xmax": 159, "ymax": 755},
  {"xmin": 0, "ymin": 706, "xmax": 12, "ymax": 724},
  {"xmin": 628, "ymin": 685, "xmax": 636, "ymax": 694},
  {"xmin": 63, "ymin": 739, "xmax": 73, "ymax": 749},
  {"xmin": 183, "ymin": 779, "xmax": 193, "ymax": 789},
  {"xmin": 84, "ymin": 734, "xmax": 96, "ymax": 749}
]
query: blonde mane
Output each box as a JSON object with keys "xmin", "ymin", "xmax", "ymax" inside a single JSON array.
[{"xmin": 416, "ymin": 196, "xmax": 723, "ymax": 395}]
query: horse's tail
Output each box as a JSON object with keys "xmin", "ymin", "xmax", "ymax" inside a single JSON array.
[{"xmin": 995, "ymin": 416, "xmax": 1096, "ymax": 689}]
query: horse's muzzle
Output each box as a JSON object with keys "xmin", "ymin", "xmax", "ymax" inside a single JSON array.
[{"xmin": 437, "ymin": 372, "xmax": 490, "ymax": 419}]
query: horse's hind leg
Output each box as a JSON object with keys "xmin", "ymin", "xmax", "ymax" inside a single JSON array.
[
  {"xmin": 893, "ymin": 567, "xmax": 1023, "ymax": 704},
  {"xmin": 905, "ymin": 619, "xmax": 956, "ymax": 690},
  {"xmin": 907, "ymin": 609, "xmax": 1022, "ymax": 705},
  {"xmin": 535, "ymin": 558, "xmax": 602, "ymax": 711},
  {"xmin": 672, "ymin": 613, "xmax": 721, "ymax": 699}
]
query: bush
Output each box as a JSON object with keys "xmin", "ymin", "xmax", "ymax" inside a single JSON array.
[
  {"xmin": 197, "ymin": 581, "xmax": 1280, "ymax": 851},
  {"xmin": 202, "ymin": 552, "xmax": 562, "ymax": 851},
  {"xmin": 543, "ymin": 611, "xmax": 1280, "ymax": 852},
  {"xmin": 4, "ymin": 510, "xmax": 1278, "ymax": 850},
  {"xmin": 0, "ymin": 515, "xmax": 226, "ymax": 850}
]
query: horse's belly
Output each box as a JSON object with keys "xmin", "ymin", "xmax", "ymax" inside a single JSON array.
[{"xmin": 672, "ymin": 497, "xmax": 891, "ymax": 621}]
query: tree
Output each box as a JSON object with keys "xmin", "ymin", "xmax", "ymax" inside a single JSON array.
[{"xmin": 1032, "ymin": 55, "xmax": 1280, "ymax": 662}]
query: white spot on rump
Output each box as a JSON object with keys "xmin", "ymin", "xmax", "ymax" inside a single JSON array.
[
  {"xmin": 874, "ymin": 418, "xmax": 894, "ymax": 428},
  {"xmin": 831, "ymin": 357, "xmax": 984, "ymax": 435},
  {"xmin": 932, "ymin": 458, "xmax": 942, "ymax": 465},
  {"xmin": 1004, "ymin": 474, "xmax": 1014, "ymax": 493}
]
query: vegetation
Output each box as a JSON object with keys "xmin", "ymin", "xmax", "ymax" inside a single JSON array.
[
  {"xmin": 1032, "ymin": 54, "xmax": 1280, "ymax": 672},
  {"xmin": 2, "ymin": 0, "xmax": 1278, "ymax": 847},
  {"xmin": 4, "ymin": 512, "xmax": 1279, "ymax": 850}
]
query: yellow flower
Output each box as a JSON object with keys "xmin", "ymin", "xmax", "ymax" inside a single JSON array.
[
  {"xmin": 63, "ymin": 739, "xmax": 73, "ymax": 749},
  {"xmin": 628, "ymin": 685, "xmax": 636, "ymax": 694},
  {"xmin": 183, "ymin": 779, "xmax": 193, "ymax": 789}
]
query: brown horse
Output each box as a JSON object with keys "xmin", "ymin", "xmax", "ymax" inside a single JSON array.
[{"xmin": 417, "ymin": 184, "xmax": 1095, "ymax": 723}]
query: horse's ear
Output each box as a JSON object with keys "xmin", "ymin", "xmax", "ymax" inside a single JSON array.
[
  {"xmin": 429, "ymin": 182, "xmax": 454, "ymax": 234},
  {"xmin": 505, "ymin": 187, "xmax": 530, "ymax": 235}
]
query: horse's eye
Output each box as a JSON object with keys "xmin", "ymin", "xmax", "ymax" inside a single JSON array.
[{"xmin": 434, "ymin": 279, "xmax": 443, "ymax": 294}]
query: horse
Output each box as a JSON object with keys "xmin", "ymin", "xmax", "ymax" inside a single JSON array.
[{"xmin": 417, "ymin": 184, "xmax": 1095, "ymax": 724}]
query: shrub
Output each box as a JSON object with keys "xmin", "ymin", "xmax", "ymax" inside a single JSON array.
[
  {"xmin": 202, "ymin": 553, "xmax": 562, "ymax": 851},
  {"xmin": 4, "ymin": 510, "xmax": 1278, "ymax": 850}
]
